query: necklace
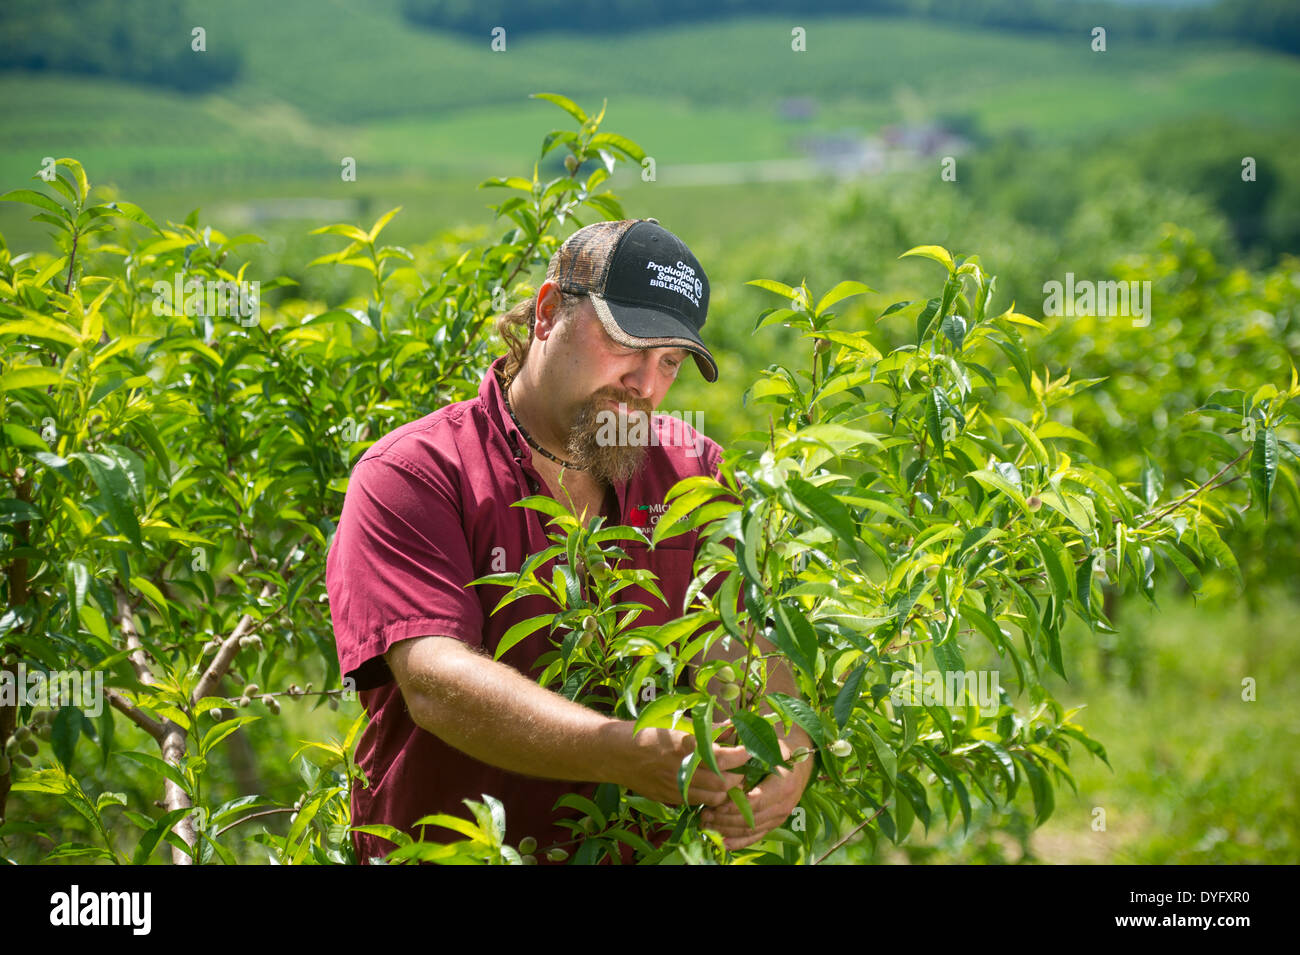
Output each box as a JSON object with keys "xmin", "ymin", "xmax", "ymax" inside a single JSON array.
[{"xmin": 504, "ymin": 380, "xmax": 586, "ymax": 471}]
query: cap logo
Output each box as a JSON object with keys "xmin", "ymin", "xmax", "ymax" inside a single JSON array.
[{"xmin": 645, "ymin": 260, "xmax": 703, "ymax": 308}]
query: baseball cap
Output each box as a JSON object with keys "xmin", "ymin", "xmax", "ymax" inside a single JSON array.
[{"xmin": 544, "ymin": 218, "xmax": 717, "ymax": 382}]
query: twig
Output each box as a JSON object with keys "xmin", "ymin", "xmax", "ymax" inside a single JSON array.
[
  {"xmin": 1134, "ymin": 448, "xmax": 1250, "ymax": 531},
  {"xmin": 105, "ymin": 688, "xmax": 164, "ymax": 743},
  {"xmin": 214, "ymin": 806, "xmax": 296, "ymax": 839},
  {"xmin": 812, "ymin": 805, "xmax": 887, "ymax": 865}
]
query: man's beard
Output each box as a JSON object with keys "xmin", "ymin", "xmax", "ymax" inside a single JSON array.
[{"xmin": 566, "ymin": 387, "xmax": 653, "ymax": 485}]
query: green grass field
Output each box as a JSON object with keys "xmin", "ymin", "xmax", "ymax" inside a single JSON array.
[{"xmin": 5, "ymin": 4, "xmax": 1300, "ymax": 236}]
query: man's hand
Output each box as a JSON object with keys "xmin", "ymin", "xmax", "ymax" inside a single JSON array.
[
  {"xmin": 699, "ymin": 726, "xmax": 814, "ymax": 851},
  {"xmin": 618, "ymin": 726, "xmax": 752, "ymax": 808}
]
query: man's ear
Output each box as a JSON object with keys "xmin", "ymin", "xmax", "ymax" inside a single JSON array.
[{"xmin": 534, "ymin": 281, "xmax": 564, "ymax": 341}]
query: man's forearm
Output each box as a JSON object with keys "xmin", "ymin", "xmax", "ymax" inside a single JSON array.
[{"xmin": 393, "ymin": 637, "xmax": 636, "ymax": 785}]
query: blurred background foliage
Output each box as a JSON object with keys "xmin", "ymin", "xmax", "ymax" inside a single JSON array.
[{"xmin": 1, "ymin": 0, "xmax": 1296, "ymax": 862}]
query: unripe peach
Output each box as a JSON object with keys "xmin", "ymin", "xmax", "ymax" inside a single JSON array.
[
  {"xmin": 719, "ymin": 682, "xmax": 740, "ymax": 701},
  {"xmin": 521, "ymin": 854, "xmax": 538, "ymax": 865},
  {"xmin": 828, "ymin": 739, "xmax": 853, "ymax": 757},
  {"xmin": 518, "ymin": 836, "xmax": 537, "ymax": 854},
  {"xmin": 546, "ymin": 847, "xmax": 569, "ymax": 862}
]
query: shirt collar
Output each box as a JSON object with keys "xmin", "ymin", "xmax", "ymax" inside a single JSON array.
[{"xmin": 480, "ymin": 355, "xmax": 532, "ymax": 466}]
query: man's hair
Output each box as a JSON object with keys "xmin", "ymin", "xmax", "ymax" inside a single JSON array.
[{"xmin": 495, "ymin": 289, "xmax": 585, "ymax": 383}]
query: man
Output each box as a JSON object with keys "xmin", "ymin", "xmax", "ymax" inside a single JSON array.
[{"xmin": 326, "ymin": 218, "xmax": 813, "ymax": 864}]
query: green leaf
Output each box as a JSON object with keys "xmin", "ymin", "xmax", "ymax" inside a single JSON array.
[
  {"xmin": 102, "ymin": 200, "xmax": 158, "ymax": 231},
  {"xmin": 0, "ymin": 366, "xmax": 64, "ymax": 392},
  {"xmin": 771, "ymin": 604, "xmax": 817, "ymax": 678},
  {"xmin": 1140, "ymin": 457, "xmax": 1164, "ymax": 508},
  {"xmin": 814, "ymin": 280, "xmax": 875, "ymax": 317},
  {"xmin": 864, "ymin": 725, "xmax": 897, "ymax": 783},
  {"xmin": 968, "ymin": 468, "xmax": 1030, "ymax": 515},
  {"xmin": 70, "ymin": 451, "xmax": 142, "ymax": 548},
  {"xmin": 1252, "ymin": 427, "xmax": 1278, "ymax": 511},
  {"xmin": 530, "ymin": 92, "xmax": 587, "ymax": 123},
  {"xmin": 118, "ymin": 750, "xmax": 190, "ymax": 796},
  {"xmin": 588, "ymin": 132, "xmax": 646, "ymax": 163},
  {"xmin": 132, "ymin": 808, "xmax": 193, "ymax": 864},
  {"xmin": 833, "ymin": 664, "xmax": 866, "ymax": 730},
  {"xmin": 785, "ymin": 477, "xmax": 858, "ymax": 551},
  {"xmin": 767, "ymin": 692, "xmax": 827, "ymax": 748},
  {"xmin": 899, "ymin": 245, "xmax": 955, "ymax": 273},
  {"xmin": 51, "ymin": 705, "xmax": 82, "ymax": 770},
  {"xmin": 730, "ymin": 710, "xmax": 783, "ymax": 767},
  {"xmin": 745, "ymin": 279, "xmax": 798, "ymax": 299},
  {"xmin": 56, "ymin": 158, "xmax": 89, "ymax": 203},
  {"xmin": 692, "ymin": 700, "xmax": 721, "ymax": 778},
  {"xmin": 1, "ymin": 189, "xmax": 69, "ymax": 219},
  {"xmin": 200, "ymin": 715, "xmax": 259, "ymax": 756},
  {"xmin": 493, "ymin": 613, "xmax": 554, "ymax": 661},
  {"xmin": 727, "ymin": 787, "xmax": 756, "ymax": 829}
]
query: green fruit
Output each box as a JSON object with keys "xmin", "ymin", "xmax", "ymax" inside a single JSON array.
[
  {"xmin": 13, "ymin": 725, "xmax": 30, "ymax": 741},
  {"xmin": 828, "ymin": 739, "xmax": 853, "ymax": 757},
  {"xmin": 719, "ymin": 682, "xmax": 740, "ymax": 701},
  {"xmin": 3, "ymin": 737, "xmax": 18, "ymax": 757},
  {"xmin": 0, "ymin": 755, "xmax": 10, "ymax": 774},
  {"xmin": 715, "ymin": 665, "xmax": 736, "ymax": 684},
  {"xmin": 20, "ymin": 739, "xmax": 38, "ymax": 757},
  {"xmin": 790, "ymin": 746, "xmax": 812, "ymax": 763},
  {"xmin": 546, "ymin": 847, "xmax": 569, "ymax": 862},
  {"xmin": 521, "ymin": 854, "xmax": 538, "ymax": 865},
  {"xmin": 577, "ymin": 631, "xmax": 593, "ymax": 650},
  {"xmin": 582, "ymin": 615, "xmax": 598, "ymax": 633},
  {"xmin": 518, "ymin": 836, "xmax": 537, "ymax": 854}
]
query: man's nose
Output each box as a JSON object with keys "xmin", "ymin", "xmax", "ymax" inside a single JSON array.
[{"xmin": 621, "ymin": 352, "xmax": 658, "ymax": 403}]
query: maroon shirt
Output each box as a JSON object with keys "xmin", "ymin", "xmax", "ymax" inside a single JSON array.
[{"xmin": 326, "ymin": 355, "xmax": 724, "ymax": 864}]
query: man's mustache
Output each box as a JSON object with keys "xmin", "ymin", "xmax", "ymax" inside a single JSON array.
[{"xmin": 586, "ymin": 388, "xmax": 652, "ymax": 414}]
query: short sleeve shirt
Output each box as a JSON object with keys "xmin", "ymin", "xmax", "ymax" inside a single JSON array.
[{"xmin": 325, "ymin": 355, "xmax": 724, "ymax": 863}]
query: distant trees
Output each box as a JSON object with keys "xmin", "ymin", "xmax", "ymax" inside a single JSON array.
[
  {"xmin": 0, "ymin": 0, "xmax": 241, "ymax": 93},
  {"xmin": 401, "ymin": 0, "xmax": 1300, "ymax": 58}
]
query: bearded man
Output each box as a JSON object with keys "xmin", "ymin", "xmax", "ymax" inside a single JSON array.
[{"xmin": 326, "ymin": 219, "xmax": 813, "ymax": 864}]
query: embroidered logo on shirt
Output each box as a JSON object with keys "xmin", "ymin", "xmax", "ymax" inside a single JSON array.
[{"xmin": 627, "ymin": 502, "xmax": 670, "ymax": 528}]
